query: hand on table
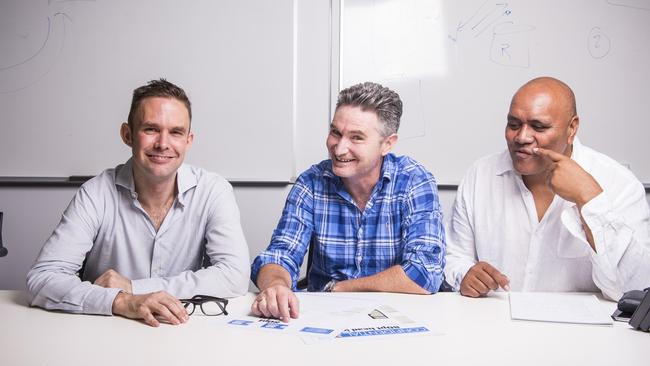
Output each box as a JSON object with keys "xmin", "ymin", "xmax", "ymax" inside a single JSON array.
[
  {"xmin": 460, "ymin": 261, "xmax": 510, "ymax": 297},
  {"xmin": 112, "ymin": 291, "xmax": 188, "ymax": 327},
  {"xmin": 94, "ymin": 269, "xmax": 133, "ymax": 293},
  {"xmin": 251, "ymin": 284, "xmax": 299, "ymax": 323}
]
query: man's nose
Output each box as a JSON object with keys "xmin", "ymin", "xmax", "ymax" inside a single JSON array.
[
  {"xmin": 154, "ymin": 131, "xmax": 170, "ymax": 149},
  {"xmin": 334, "ymin": 137, "xmax": 350, "ymax": 156},
  {"xmin": 514, "ymin": 125, "xmax": 534, "ymax": 144}
]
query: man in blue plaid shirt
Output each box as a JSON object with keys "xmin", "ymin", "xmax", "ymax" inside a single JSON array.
[{"xmin": 251, "ymin": 82, "xmax": 446, "ymax": 322}]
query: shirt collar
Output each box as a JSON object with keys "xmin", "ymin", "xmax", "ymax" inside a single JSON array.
[
  {"xmin": 495, "ymin": 137, "xmax": 583, "ymax": 176},
  {"xmin": 114, "ymin": 158, "xmax": 197, "ymax": 206},
  {"xmin": 495, "ymin": 149, "xmax": 515, "ymax": 176}
]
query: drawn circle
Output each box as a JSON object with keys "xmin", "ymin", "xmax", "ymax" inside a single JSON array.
[{"xmin": 588, "ymin": 27, "xmax": 611, "ymax": 59}]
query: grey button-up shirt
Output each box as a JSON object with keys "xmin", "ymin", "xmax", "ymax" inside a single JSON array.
[{"xmin": 27, "ymin": 159, "xmax": 250, "ymax": 315}]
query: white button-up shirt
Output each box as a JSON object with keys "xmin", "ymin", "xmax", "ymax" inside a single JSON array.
[
  {"xmin": 27, "ymin": 159, "xmax": 250, "ymax": 315},
  {"xmin": 445, "ymin": 139, "xmax": 650, "ymax": 300}
]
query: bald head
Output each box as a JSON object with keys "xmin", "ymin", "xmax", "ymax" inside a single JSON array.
[{"xmin": 511, "ymin": 76, "xmax": 577, "ymax": 119}]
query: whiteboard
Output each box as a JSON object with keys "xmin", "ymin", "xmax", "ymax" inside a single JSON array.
[
  {"xmin": 0, "ymin": 0, "xmax": 295, "ymax": 181},
  {"xmin": 339, "ymin": 0, "xmax": 650, "ymax": 184}
]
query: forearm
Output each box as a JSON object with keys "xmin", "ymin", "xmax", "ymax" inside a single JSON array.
[
  {"xmin": 27, "ymin": 266, "xmax": 120, "ymax": 315},
  {"xmin": 132, "ymin": 260, "xmax": 251, "ymax": 299},
  {"xmin": 256, "ymin": 264, "xmax": 293, "ymax": 291},
  {"xmin": 334, "ymin": 265, "xmax": 430, "ymax": 294}
]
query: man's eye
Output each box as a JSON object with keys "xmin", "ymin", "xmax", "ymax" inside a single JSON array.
[
  {"xmin": 532, "ymin": 126, "xmax": 549, "ymax": 132},
  {"xmin": 507, "ymin": 123, "xmax": 520, "ymax": 130},
  {"xmin": 352, "ymin": 135, "xmax": 363, "ymax": 141},
  {"xmin": 330, "ymin": 130, "xmax": 341, "ymax": 137}
]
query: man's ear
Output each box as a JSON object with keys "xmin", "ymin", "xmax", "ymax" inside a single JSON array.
[
  {"xmin": 186, "ymin": 132, "xmax": 194, "ymax": 148},
  {"xmin": 120, "ymin": 123, "xmax": 133, "ymax": 147},
  {"xmin": 567, "ymin": 115, "xmax": 579, "ymax": 145},
  {"xmin": 381, "ymin": 133, "xmax": 398, "ymax": 156}
]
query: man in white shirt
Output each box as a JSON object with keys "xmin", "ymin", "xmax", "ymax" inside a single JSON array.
[
  {"xmin": 27, "ymin": 79, "xmax": 250, "ymax": 326},
  {"xmin": 445, "ymin": 76, "xmax": 650, "ymax": 300}
]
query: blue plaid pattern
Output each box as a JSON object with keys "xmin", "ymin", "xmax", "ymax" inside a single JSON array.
[{"xmin": 251, "ymin": 154, "xmax": 446, "ymax": 293}]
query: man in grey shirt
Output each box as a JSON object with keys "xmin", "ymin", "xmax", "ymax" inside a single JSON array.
[{"xmin": 27, "ymin": 79, "xmax": 250, "ymax": 327}]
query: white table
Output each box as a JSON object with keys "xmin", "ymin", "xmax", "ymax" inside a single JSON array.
[{"xmin": 0, "ymin": 291, "xmax": 646, "ymax": 366}]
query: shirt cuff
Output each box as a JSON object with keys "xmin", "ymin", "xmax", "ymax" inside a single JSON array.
[
  {"xmin": 450, "ymin": 262, "xmax": 474, "ymax": 291},
  {"xmin": 564, "ymin": 191, "xmax": 630, "ymax": 281},
  {"xmin": 401, "ymin": 261, "xmax": 442, "ymax": 293},
  {"xmin": 88, "ymin": 287, "xmax": 123, "ymax": 316},
  {"xmin": 251, "ymin": 255, "xmax": 300, "ymax": 290}
]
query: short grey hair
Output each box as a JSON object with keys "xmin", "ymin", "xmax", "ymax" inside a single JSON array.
[{"xmin": 336, "ymin": 82, "xmax": 402, "ymax": 136}]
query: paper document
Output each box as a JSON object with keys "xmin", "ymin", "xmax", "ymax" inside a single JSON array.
[
  {"xmin": 221, "ymin": 293, "xmax": 372, "ymax": 342},
  {"xmin": 221, "ymin": 293, "xmax": 441, "ymax": 343},
  {"xmin": 509, "ymin": 292, "xmax": 613, "ymax": 325}
]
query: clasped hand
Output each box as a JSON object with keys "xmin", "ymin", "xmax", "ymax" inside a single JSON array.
[{"xmin": 460, "ymin": 261, "xmax": 510, "ymax": 297}]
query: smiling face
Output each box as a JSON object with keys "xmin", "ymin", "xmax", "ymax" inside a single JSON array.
[
  {"xmin": 120, "ymin": 97, "xmax": 193, "ymax": 185},
  {"xmin": 326, "ymin": 105, "xmax": 397, "ymax": 189},
  {"xmin": 506, "ymin": 79, "xmax": 578, "ymax": 178}
]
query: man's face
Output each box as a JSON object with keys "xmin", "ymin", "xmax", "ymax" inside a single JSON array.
[
  {"xmin": 326, "ymin": 105, "xmax": 396, "ymax": 186},
  {"xmin": 120, "ymin": 97, "xmax": 193, "ymax": 184},
  {"xmin": 505, "ymin": 86, "xmax": 577, "ymax": 177}
]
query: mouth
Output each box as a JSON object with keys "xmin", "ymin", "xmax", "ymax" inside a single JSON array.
[
  {"xmin": 146, "ymin": 153, "xmax": 175, "ymax": 163},
  {"xmin": 333, "ymin": 156, "xmax": 355, "ymax": 163},
  {"xmin": 514, "ymin": 147, "xmax": 535, "ymax": 159}
]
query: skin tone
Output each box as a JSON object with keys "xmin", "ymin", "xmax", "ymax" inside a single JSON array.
[
  {"xmin": 460, "ymin": 77, "xmax": 604, "ymax": 298},
  {"xmin": 93, "ymin": 96, "xmax": 194, "ymax": 326},
  {"xmin": 251, "ymin": 105, "xmax": 429, "ymax": 323}
]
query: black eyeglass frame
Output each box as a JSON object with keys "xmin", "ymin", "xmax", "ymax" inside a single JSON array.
[{"xmin": 179, "ymin": 295, "xmax": 229, "ymax": 316}]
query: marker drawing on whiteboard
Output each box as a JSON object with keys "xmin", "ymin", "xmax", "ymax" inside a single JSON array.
[
  {"xmin": 605, "ymin": 0, "xmax": 650, "ymax": 11},
  {"xmin": 587, "ymin": 27, "xmax": 611, "ymax": 59},
  {"xmin": 489, "ymin": 21, "xmax": 534, "ymax": 68},
  {"xmin": 0, "ymin": 12, "xmax": 71, "ymax": 93}
]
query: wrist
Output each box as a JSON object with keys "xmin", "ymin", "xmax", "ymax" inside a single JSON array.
[
  {"xmin": 111, "ymin": 291, "xmax": 130, "ymax": 315},
  {"xmin": 323, "ymin": 280, "xmax": 338, "ymax": 292},
  {"xmin": 576, "ymin": 186, "xmax": 603, "ymax": 209},
  {"xmin": 261, "ymin": 278, "xmax": 292, "ymax": 291}
]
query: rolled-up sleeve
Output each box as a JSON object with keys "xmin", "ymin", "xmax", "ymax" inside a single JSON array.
[
  {"xmin": 400, "ymin": 174, "xmax": 446, "ymax": 293},
  {"xmin": 251, "ymin": 177, "xmax": 314, "ymax": 290}
]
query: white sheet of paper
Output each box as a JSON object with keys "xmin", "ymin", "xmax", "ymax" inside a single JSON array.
[{"xmin": 509, "ymin": 292, "xmax": 613, "ymax": 325}]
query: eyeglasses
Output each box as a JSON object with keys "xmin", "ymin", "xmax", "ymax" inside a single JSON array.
[{"xmin": 179, "ymin": 295, "xmax": 229, "ymax": 316}]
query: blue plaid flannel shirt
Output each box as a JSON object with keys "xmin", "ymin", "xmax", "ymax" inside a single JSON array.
[{"xmin": 251, "ymin": 153, "xmax": 446, "ymax": 293}]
